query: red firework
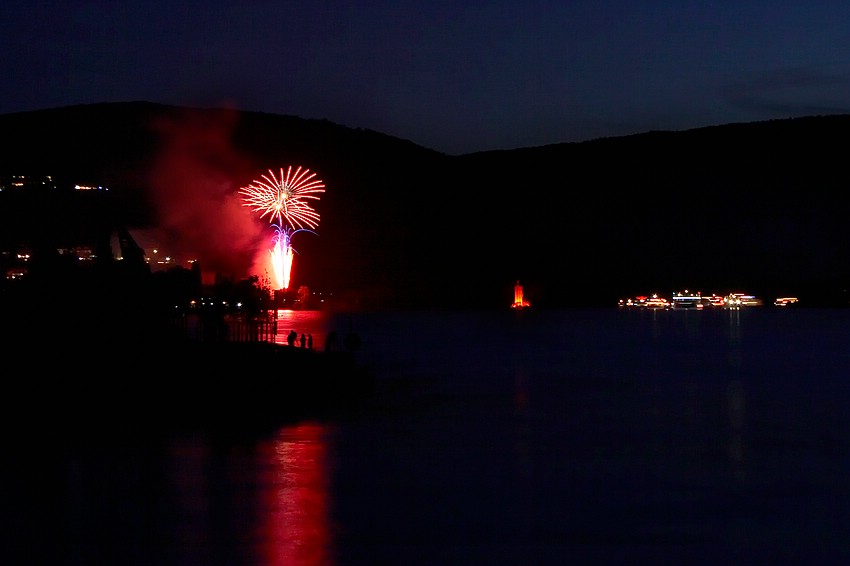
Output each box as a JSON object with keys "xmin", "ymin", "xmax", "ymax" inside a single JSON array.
[{"xmin": 238, "ymin": 166, "xmax": 324, "ymax": 229}]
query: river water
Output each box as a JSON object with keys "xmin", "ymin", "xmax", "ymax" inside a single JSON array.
[{"xmin": 3, "ymin": 307, "xmax": 850, "ymax": 565}]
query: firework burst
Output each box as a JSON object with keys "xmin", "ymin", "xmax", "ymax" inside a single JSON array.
[
  {"xmin": 238, "ymin": 166, "xmax": 325, "ymax": 229},
  {"xmin": 239, "ymin": 165, "xmax": 324, "ymax": 291}
]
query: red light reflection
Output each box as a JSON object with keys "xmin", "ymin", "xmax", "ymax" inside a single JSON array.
[{"xmin": 262, "ymin": 422, "xmax": 335, "ymax": 566}]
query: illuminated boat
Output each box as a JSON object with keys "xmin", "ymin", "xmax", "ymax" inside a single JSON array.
[
  {"xmin": 618, "ymin": 294, "xmax": 670, "ymax": 308},
  {"xmin": 619, "ymin": 290, "xmax": 766, "ymax": 310},
  {"xmin": 671, "ymin": 290, "xmax": 704, "ymax": 309},
  {"xmin": 644, "ymin": 294, "xmax": 670, "ymax": 309},
  {"xmin": 725, "ymin": 293, "xmax": 763, "ymax": 308},
  {"xmin": 619, "ymin": 295, "xmax": 648, "ymax": 308}
]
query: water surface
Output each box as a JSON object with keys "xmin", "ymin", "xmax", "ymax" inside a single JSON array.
[{"xmin": 4, "ymin": 307, "xmax": 850, "ymax": 565}]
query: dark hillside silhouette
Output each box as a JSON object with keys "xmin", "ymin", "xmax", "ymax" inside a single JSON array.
[
  {"xmin": 1, "ymin": 103, "xmax": 849, "ymax": 307},
  {"xmin": 450, "ymin": 116, "xmax": 850, "ymax": 306}
]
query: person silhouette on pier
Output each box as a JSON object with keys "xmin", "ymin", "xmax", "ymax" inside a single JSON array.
[
  {"xmin": 307, "ymin": 334, "xmax": 314, "ymax": 349},
  {"xmin": 300, "ymin": 333, "xmax": 307, "ymax": 348},
  {"xmin": 287, "ymin": 329, "xmax": 297, "ymax": 346}
]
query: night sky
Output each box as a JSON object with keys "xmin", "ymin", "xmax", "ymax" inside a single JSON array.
[{"xmin": 4, "ymin": 1, "xmax": 850, "ymax": 155}]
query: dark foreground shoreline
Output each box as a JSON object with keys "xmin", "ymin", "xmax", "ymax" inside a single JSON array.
[{"xmin": 5, "ymin": 322, "xmax": 374, "ymax": 436}]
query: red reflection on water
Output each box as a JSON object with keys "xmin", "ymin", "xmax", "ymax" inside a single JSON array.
[
  {"xmin": 262, "ymin": 422, "xmax": 335, "ymax": 566},
  {"xmin": 275, "ymin": 310, "xmax": 335, "ymax": 350}
]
